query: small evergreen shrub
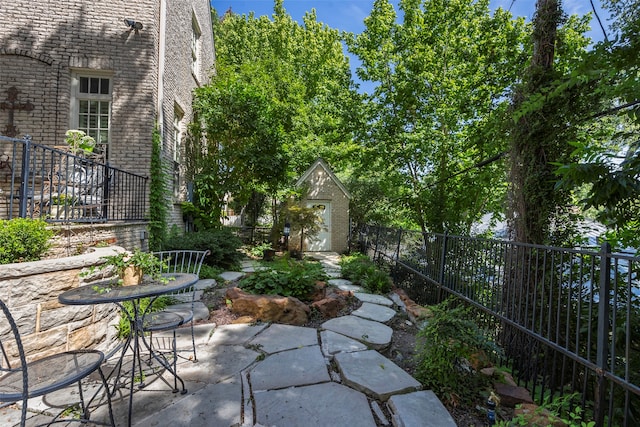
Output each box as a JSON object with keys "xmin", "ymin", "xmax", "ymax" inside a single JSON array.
[
  {"xmin": 414, "ymin": 299, "xmax": 501, "ymax": 406},
  {"xmin": 0, "ymin": 218, "xmax": 53, "ymax": 264},
  {"xmin": 163, "ymin": 228, "xmax": 243, "ymax": 269},
  {"xmin": 199, "ymin": 264, "xmax": 223, "ymax": 280},
  {"xmin": 340, "ymin": 252, "xmax": 392, "ymax": 294},
  {"xmin": 364, "ymin": 267, "xmax": 393, "ymax": 294}
]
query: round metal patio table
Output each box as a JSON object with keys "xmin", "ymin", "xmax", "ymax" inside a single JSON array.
[{"xmin": 59, "ymin": 272, "xmax": 198, "ymax": 427}]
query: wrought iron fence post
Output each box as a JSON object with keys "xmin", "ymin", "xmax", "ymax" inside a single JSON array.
[
  {"xmin": 393, "ymin": 228, "xmax": 403, "ymax": 281},
  {"xmin": 595, "ymin": 241, "xmax": 611, "ymax": 427},
  {"xmin": 101, "ymin": 162, "xmax": 110, "ymax": 220},
  {"xmin": 18, "ymin": 135, "xmax": 32, "ymax": 218},
  {"xmin": 437, "ymin": 233, "xmax": 448, "ymax": 303}
]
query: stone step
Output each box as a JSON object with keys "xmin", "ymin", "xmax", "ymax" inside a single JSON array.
[
  {"xmin": 387, "ymin": 390, "xmax": 457, "ymax": 427},
  {"xmin": 351, "ymin": 302, "xmax": 397, "ymax": 323},
  {"xmin": 328, "ymin": 278, "xmax": 364, "ymax": 292},
  {"xmin": 218, "ymin": 271, "xmax": 246, "ymax": 282},
  {"xmin": 250, "ymin": 345, "xmax": 330, "ymax": 391},
  {"xmin": 320, "ymin": 330, "xmax": 368, "ymax": 356},
  {"xmin": 354, "ymin": 292, "xmax": 394, "ymax": 307},
  {"xmin": 321, "ymin": 315, "xmax": 393, "ymax": 350},
  {"xmin": 254, "ymin": 382, "xmax": 377, "ymax": 427},
  {"xmin": 194, "ymin": 278, "xmax": 216, "ymax": 291},
  {"xmin": 334, "ymin": 350, "xmax": 422, "ymax": 402}
]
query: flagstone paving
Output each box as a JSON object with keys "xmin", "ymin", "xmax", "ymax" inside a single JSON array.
[{"xmin": 12, "ymin": 252, "xmax": 456, "ymax": 427}]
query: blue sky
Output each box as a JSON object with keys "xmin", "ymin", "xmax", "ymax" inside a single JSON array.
[
  {"xmin": 210, "ymin": 0, "xmax": 611, "ymax": 42},
  {"xmin": 209, "ymin": 1, "xmax": 611, "ymax": 92}
]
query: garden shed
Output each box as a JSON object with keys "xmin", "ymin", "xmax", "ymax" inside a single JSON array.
[{"xmin": 294, "ymin": 158, "xmax": 351, "ymax": 253}]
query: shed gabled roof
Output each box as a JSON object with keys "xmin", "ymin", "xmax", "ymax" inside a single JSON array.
[{"xmin": 296, "ymin": 158, "xmax": 352, "ymax": 199}]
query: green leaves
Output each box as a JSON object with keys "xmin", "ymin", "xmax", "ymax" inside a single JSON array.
[
  {"xmin": 192, "ymin": 2, "xmax": 358, "ymax": 221},
  {"xmin": 0, "ymin": 218, "xmax": 53, "ymax": 264},
  {"xmin": 239, "ymin": 257, "xmax": 326, "ymax": 299},
  {"xmin": 347, "ymin": 0, "xmax": 527, "ymax": 233}
]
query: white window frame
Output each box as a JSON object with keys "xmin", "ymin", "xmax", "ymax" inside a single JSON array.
[
  {"xmin": 173, "ymin": 105, "xmax": 184, "ymax": 163},
  {"xmin": 191, "ymin": 14, "xmax": 201, "ymax": 79},
  {"xmin": 172, "ymin": 104, "xmax": 184, "ymax": 199},
  {"xmin": 69, "ymin": 71, "xmax": 113, "ymax": 149}
]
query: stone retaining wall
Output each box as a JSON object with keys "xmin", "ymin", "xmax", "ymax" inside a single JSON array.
[
  {"xmin": 0, "ymin": 246, "xmax": 126, "ymax": 362},
  {"xmin": 47, "ymin": 221, "xmax": 149, "ymax": 258}
]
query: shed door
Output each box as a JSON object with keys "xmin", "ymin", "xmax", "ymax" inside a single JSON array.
[{"xmin": 307, "ymin": 202, "xmax": 331, "ymax": 251}]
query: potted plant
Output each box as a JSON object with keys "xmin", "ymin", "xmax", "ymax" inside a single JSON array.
[
  {"xmin": 49, "ymin": 194, "xmax": 78, "ymax": 219},
  {"xmin": 94, "ymin": 249, "xmax": 168, "ymax": 286},
  {"xmin": 64, "ymin": 129, "xmax": 96, "ymax": 156}
]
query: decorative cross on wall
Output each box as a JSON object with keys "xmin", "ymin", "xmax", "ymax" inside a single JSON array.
[{"xmin": 1, "ymin": 86, "xmax": 34, "ymax": 137}]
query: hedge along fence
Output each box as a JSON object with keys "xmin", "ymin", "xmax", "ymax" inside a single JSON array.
[{"xmin": 0, "ymin": 246, "xmax": 124, "ymax": 362}]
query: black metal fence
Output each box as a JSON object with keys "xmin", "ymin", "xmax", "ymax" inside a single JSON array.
[
  {"xmin": 0, "ymin": 135, "xmax": 148, "ymax": 223},
  {"xmin": 228, "ymin": 226, "xmax": 272, "ymax": 245},
  {"xmin": 356, "ymin": 224, "xmax": 640, "ymax": 426}
]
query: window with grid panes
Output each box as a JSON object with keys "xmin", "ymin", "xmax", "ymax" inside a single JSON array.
[{"xmin": 74, "ymin": 76, "xmax": 111, "ymax": 146}]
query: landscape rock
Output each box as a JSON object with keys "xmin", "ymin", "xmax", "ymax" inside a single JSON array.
[
  {"xmin": 392, "ymin": 289, "xmax": 433, "ymax": 323},
  {"xmin": 225, "ymin": 287, "xmax": 310, "ymax": 325},
  {"xmin": 311, "ymin": 296, "xmax": 346, "ymax": 319},
  {"xmin": 311, "ymin": 288, "xmax": 355, "ymax": 319},
  {"xmin": 494, "ymin": 383, "xmax": 534, "ymax": 408},
  {"xmin": 480, "ymin": 367, "xmax": 517, "ymax": 387},
  {"xmin": 308, "ymin": 280, "xmax": 327, "ymax": 302}
]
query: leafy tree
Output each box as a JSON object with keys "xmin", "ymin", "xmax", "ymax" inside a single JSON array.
[
  {"xmin": 189, "ymin": 1, "xmax": 359, "ymax": 227},
  {"xmin": 347, "ymin": 0, "xmax": 527, "ymax": 234},
  {"xmin": 506, "ymin": 0, "xmax": 598, "ymax": 246},
  {"xmin": 551, "ymin": 0, "xmax": 640, "ymax": 249},
  {"xmin": 193, "ymin": 64, "xmax": 290, "ymax": 222}
]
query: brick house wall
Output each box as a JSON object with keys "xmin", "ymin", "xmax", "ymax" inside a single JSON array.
[
  {"xmin": 0, "ymin": 1, "xmax": 158, "ymax": 170},
  {"xmin": 159, "ymin": 0, "xmax": 215, "ymax": 228},
  {"xmin": 0, "ymin": 0, "xmax": 215, "ymax": 233}
]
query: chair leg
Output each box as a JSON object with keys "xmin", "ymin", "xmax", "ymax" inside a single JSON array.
[
  {"xmin": 148, "ymin": 330, "xmax": 154, "ymax": 365},
  {"xmin": 190, "ymin": 321, "xmax": 197, "ymax": 362},
  {"xmin": 172, "ymin": 329, "xmax": 178, "ymax": 392},
  {"xmin": 98, "ymin": 366, "xmax": 116, "ymax": 427}
]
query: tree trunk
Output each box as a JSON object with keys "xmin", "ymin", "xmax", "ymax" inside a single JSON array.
[
  {"xmin": 503, "ymin": 0, "xmax": 564, "ymax": 390},
  {"xmin": 508, "ymin": 0, "xmax": 563, "ymax": 245}
]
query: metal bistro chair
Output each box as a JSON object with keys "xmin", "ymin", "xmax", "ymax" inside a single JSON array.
[
  {"xmin": 144, "ymin": 250, "xmax": 210, "ymax": 369},
  {"xmin": 0, "ymin": 299, "xmax": 114, "ymax": 427}
]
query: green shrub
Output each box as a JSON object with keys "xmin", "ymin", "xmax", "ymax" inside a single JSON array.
[
  {"xmin": 364, "ymin": 267, "xmax": 393, "ymax": 294},
  {"xmin": 340, "ymin": 253, "xmax": 392, "ymax": 294},
  {"xmin": 163, "ymin": 228, "xmax": 243, "ymax": 270},
  {"xmin": 340, "ymin": 253, "xmax": 371, "ymax": 282},
  {"xmin": 414, "ymin": 299, "xmax": 502, "ymax": 406},
  {"xmin": 248, "ymin": 242, "xmax": 273, "ymax": 258},
  {"xmin": 239, "ymin": 257, "xmax": 326, "ymax": 300},
  {"xmin": 199, "ymin": 264, "xmax": 223, "ymax": 280},
  {"xmin": 0, "ymin": 218, "xmax": 53, "ymax": 264},
  {"xmin": 497, "ymin": 392, "xmax": 595, "ymax": 427}
]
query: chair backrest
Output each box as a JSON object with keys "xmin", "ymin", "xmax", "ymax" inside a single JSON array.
[
  {"xmin": 152, "ymin": 250, "xmax": 210, "ymax": 302},
  {"xmin": 152, "ymin": 250, "xmax": 210, "ymax": 277},
  {"xmin": 0, "ymin": 299, "xmax": 30, "ymax": 418}
]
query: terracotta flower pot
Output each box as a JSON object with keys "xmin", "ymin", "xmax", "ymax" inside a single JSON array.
[{"xmin": 121, "ymin": 265, "xmax": 143, "ymax": 286}]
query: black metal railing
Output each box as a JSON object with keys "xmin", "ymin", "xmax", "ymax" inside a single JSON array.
[
  {"xmin": 356, "ymin": 224, "xmax": 640, "ymax": 426},
  {"xmin": 0, "ymin": 135, "xmax": 148, "ymax": 223}
]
